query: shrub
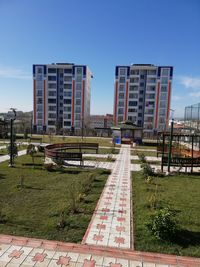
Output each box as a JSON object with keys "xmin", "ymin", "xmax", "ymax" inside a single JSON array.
[
  {"xmin": 147, "ymin": 207, "xmax": 178, "ymax": 240},
  {"xmin": 141, "ymin": 162, "xmax": 155, "ymax": 178},
  {"xmin": 138, "ymin": 153, "xmax": 146, "ymax": 163}
]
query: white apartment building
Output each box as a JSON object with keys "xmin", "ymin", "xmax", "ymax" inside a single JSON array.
[
  {"xmin": 33, "ymin": 63, "xmax": 92, "ymax": 133},
  {"xmin": 113, "ymin": 64, "xmax": 173, "ymax": 137}
]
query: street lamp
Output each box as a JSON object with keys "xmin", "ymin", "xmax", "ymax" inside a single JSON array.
[
  {"xmin": 9, "ymin": 108, "xmax": 17, "ymax": 167},
  {"xmin": 167, "ymin": 109, "xmax": 175, "ymax": 172}
]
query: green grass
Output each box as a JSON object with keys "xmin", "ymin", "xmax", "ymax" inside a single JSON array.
[
  {"xmin": 133, "ymin": 172, "xmax": 200, "ymax": 257},
  {"xmin": 0, "ymin": 145, "xmax": 27, "ymax": 156},
  {"xmin": 83, "ymin": 156, "xmax": 115, "ymax": 162},
  {"xmin": 131, "ymin": 160, "xmax": 160, "ymax": 165},
  {"xmin": 131, "ymin": 150, "xmax": 158, "ymax": 157},
  {"xmin": 0, "ymin": 153, "xmax": 109, "ymax": 243}
]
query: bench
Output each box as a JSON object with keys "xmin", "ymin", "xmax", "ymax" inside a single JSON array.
[
  {"xmin": 45, "ymin": 148, "xmax": 83, "ymax": 166},
  {"xmin": 29, "ymin": 137, "xmax": 42, "ymax": 144},
  {"xmin": 49, "ymin": 142, "xmax": 99, "ymax": 153}
]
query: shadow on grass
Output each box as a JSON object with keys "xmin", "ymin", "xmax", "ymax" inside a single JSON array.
[
  {"xmin": 0, "ymin": 173, "xmax": 6, "ymax": 180},
  {"xmin": 23, "ymin": 163, "xmax": 43, "ymax": 167},
  {"xmin": 172, "ymin": 229, "xmax": 200, "ymax": 248}
]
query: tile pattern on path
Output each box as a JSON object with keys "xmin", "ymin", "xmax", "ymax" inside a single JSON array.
[
  {"xmin": 82, "ymin": 145, "xmax": 132, "ymax": 249},
  {"xmin": 0, "ymin": 235, "xmax": 200, "ymax": 267}
]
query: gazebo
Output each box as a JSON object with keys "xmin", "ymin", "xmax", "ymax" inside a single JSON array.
[{"xmin": 111, "ymin": 121, "xmax": 143, "ymax": 145}]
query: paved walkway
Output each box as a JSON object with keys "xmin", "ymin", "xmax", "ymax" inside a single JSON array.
[
  {"xmin": 0, "ymin": 150, "xmax": 27, "ymax": 163},
  {"xmin": 82, "ymin": 145, "xmax": 131, "ymax": 249}
]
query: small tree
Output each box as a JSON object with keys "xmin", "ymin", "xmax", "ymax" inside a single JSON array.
[
  {"xmin": 26, "ymin": 144, "xmax": 37, "ymax": 166},
  {"xmin": 147, "ymin": 207, "xmax": 178, "ymax": 241}
]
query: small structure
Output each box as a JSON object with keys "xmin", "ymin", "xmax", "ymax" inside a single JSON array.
[{"xmin": 111, "ymin": 121, "xmax": 143, "ymax": 145}]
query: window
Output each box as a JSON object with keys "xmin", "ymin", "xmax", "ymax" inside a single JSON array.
[
  {"xmin": 76, "ymin": 67, "xmax": 82, "ymax": 74},
  {"xmin": 159, "ymin": 101, "xmax": 166, "ymax": 108},
  {"xmin": 76, "ymin": 99, "xmax": 81, "ymax": 105},
  {"xmin": 37, "ymin": 98, "xmax": 43, "ymax": 104},
  {"xmin": 159, "ymin": 109, "xmax": 166, "ymax": 116},
  {"xmin": 64, "ymin": 114, "xmax": 71, "ymax": 120},
  {"xmin": 140, "ymin": 82, "xmax": 144, "ymax": 87},
  {"xmin": 118, "ymin": 116, "xmax": 123, "ymax": 122},
  {"xmin": 48, "ymin": 76, "xmax": 56, "ymax": 81},
  {"xmin": 48, "ymin": 106, "xmax": 56, "ymax": 111},
  {"xmin": 119, "ymin": 84, "xmax": 124, "ymax": 91},
  {"xmin": 37, "ymin": 90, "xmax": 42, "ymax": 96},
  {"xmin": 129, "ymin": 85, "xmax": 138, "ymax": 91},
  {"xmin": 119, "ymin": 77, "xmax": 125, "ymax": 83},
  {"xmin": 76, "ymin": 83, "xmax": 82, "ymax": 90},
  {"xmin": 76, "ymin": 91, "xmax": 81, "ymax": 98},
  {"xmin": 48, "ymin": 99, "xmax": 56, "ymax": 104},
  {"xmin": 161, "ymin": 77, "xmax": 168, "ymax": 84},
  {"xmin": 64, "ymin": 84, "xmax": 72, "ymax": 89},
  {"xmin": 119, "ymin": 93, "xmax": 125, "ymax": 99},
  {"xmin": 129, "ymin": 93, "xmax": 138, "ymax": 99},
  {"xmin": 161, "ymin": 85, "xmax": 167, "ymax": 92},
  {"xmin": 76, "ymin": 76, "xmax": 82, "ymax": 82},
  {"xmin": 60, "ymin": 95, "xmax": 63, "ymax": 100},
  {"xmin": 37, "ymin": 67, "xmax": 42, "ymax": 74},
  {"xmin": 37, "ymin": 105, "xmax": 42, "ymax": 111},
  {"xmin": 118, "ymin": 101, "xmax": 124, "ymax": 107},
  {"xmin": 130, "ymin": 69, "xmax": 139, "ymax": 75},
  {"xmin": 147, "ymin": 78, "xmax": 156, "ymax": 83},
  {"xmin": 140, "ymin": 75, "xmax": 145, "ymax": 79},
  {"xmin": 130, "ymin": 77, "xmax": 139, "ymax": 83},
  {"xmin": 48, "ymin": 113, "xmax": 56, "ymax": 119},
  {"xmin": 120, "ymin": 68, "xmax": 126, "ymax": 75},
  {"xmin": 147, "ymin": 70, "xmax": 156, "ymax": 75},
  {"xmin": 48, "ymin": 91, "xmax": 56, "ymax": 97},
  {"xmin": 64, "ymin": 99, "xmax": 71, "ymax": 104},
  {"xmin": 128, "ymin": 108, "xmax": 137, "ymax": 112},
  {"xmin": 60, "ymin": 88, "xmax": 63, "ymax": 93},
  {"xmin": 75, "ymin": 114, "xmax": 81, "ymax": 120},
  {"xmin": 75, "ymin": 106, "xmax": 81, "ymax": 113},
  {"xmin": 138, "ymin": 113, "xmax": 142, "ymax": 117},
  {"xmin": 64, "ymin": 68, "xmax": 72, "ymax": 74},
  {"xmin": 139, "ymin": 105, "xmax": 143, "ymax": 110},
  {"xmin": 146, "ymin": 94, "xmax": 155, "ymax": 99},
  {"xmin": 63, "ymin": 106, "xmax": 71, "ymax": 112},
  {"xmin": 37, "ymin": 113, "xmax": 42, "ymax": 119},
  {"xmin": 48, "ymin": 120, "xmax": 56, "ymax": 125},
  {"xmin": 159, "ymin": 117, "xmax": 165, "ymax": 123},
  {"xmin": 118, "ymin": 108, "xmax": 124, "ymax": 114},
  {"xmin": 129, "ymin": 101, "xmax": 137, "ymax": 106},
  {"xmin": 64, "ymin": 76, "xmax": 72, "ymax": 82},
  {"xmin": 139, "ymin": 98, "xmax": 143, "ymax": 102},
  {"xmin": 64, "ymin": 121, "xmax": 71, "ymax": 126},
  {"xmin": 48, "ymin": 68, "xmax": 56, "ymax": 74},
  {"xmin": 48, "ymin": 83, "xmax": 57, "ymax": 89},
  {"xmin": 146, "ymin": 86, "xmax": 155, "ymax": 91},
  {"xmin": 160, "ymin": 93, "xmax": 167, "ymax": 100},
  {"xmin": 162, "ymin": 68, "xmax": 169, "ymax": 76}
]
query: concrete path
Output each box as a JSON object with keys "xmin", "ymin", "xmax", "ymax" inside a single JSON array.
[
  {"xmin": 82, "ymin": 145, "xmax": 131, "ymax": 249},
  {"xmin": 0, "ymin": 235, "xmax": 199, "ymax": 267},
  {"xmin": 0, "ymin": 150, "xmax": 27, "ymax": 163}
]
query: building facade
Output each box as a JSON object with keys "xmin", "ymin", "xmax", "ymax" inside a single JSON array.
[
  {"xmin": 33, "ymin": 63, "xmax": 92, "ymax": 133},
  {"xmin": 90, "ymin": 114, "xmax": 113, "ymax": 129},
  {"xmin": 114, "ymin": 64, "xmax": 173, "ymax": 137}
]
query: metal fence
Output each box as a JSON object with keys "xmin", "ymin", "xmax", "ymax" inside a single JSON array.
[{"xmin": 184, "ymin": 103, "xmax": 200, "ymax": 131}]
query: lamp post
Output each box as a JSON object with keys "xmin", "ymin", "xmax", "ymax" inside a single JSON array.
[
  {"xmin": 9, "ymin": 108, "xmax": 17, "ymax": 167},
  {"xmin": 167, "ymin": 109, "xmax": 175, "ymax": 173}
]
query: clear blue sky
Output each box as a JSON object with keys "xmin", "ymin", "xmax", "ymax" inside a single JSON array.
[{"xmin": 0, "ymin": 0, "xmax": 200, "ymax": 118}]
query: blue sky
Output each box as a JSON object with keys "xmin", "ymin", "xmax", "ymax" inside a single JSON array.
[{"xmin": 0, "ymin": 0, "xmax": 200, "ymax": 118}]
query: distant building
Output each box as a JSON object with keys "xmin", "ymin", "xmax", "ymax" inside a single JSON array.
[
  {"xmin": 33, "ymin": 63, "xmax": 92, "ymax": 133},
  {"xmin": 90, "ymin": 114, "xmax": 113, "ymax": 129},
  {"xmin": 114, "ymin": 64, "xmax": 173, "ymax": 137}
]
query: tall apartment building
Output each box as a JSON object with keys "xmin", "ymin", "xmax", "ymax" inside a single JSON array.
[
  {"xmin": 114, "ymin": 64, "xmax": 173, "ymax": 136},
  {"xmin": 33, "ymin": 63, "xmax": 92, "ymax": 133}
]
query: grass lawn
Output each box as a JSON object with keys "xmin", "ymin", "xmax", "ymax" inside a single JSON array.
[
  {"xmin": 0, "ymin": 145, "xmax": 27, "ymax": 156},
  {"xmin": 83, "ymin": 156, "xmax": 115, "ymax": 162},
  {"xmin": 0, "ymin": 153, "xmax": 109, "ymax": 243},
  {"xmin": 131, "ymin": 150, "xmax": 157, "ymax": 157},
  {"xmin": 133, "ymin": 172, "xmax": 200, "ymax": 257},
  {"xmin": 131, "ymin": 160, "xmax": 160, "ymax": 165}
]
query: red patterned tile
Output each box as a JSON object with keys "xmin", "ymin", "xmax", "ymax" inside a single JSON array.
[
  {"xmin": 118, "ymin": 209, "xmax": 126, "ymax": 214},
  {"xmin": 120, "ymin": 198, "xmax": 127, "ymax": 201},
  {"xmin": 9, "ymin": 249, "xmax": 24, "ymax": 259},
  {"xmin": 106, "ymin": 197, "xmax": 112, "ymax": 200},
  {"xmin": 119, "ymin": 203, "xmax": 126, "ymax": 207},
  {"xmin": 32, "ymin": 252, "xmax": 47, "ymax": 262},
  {"xmin": 104, "ymin": 202, "xmax": 111, "ymax": 205},
  {"xmin": 100, "ymin": 215, "xmax": 108, "ymax": 220},
  {"xmin": 116, "ymin": 226, "xmax": 125, "ymax": 232},
  {"xmin": 114, "ymin": 237, "xmax": 125, "ymax": 244},
  {"xmin": 93, "ymin": 234, "xmax": 104, "ymax": 241},
  {"xmin": 109, "ymin": 263, "xmax": 122, "ymax": 267},
  {"xmin": 96, "ymin": 224, "xmax": 106, "ymax": 230},
  {"xmin": 83, "ymin": 259, "xmax": 96, "ymax": 267},
  {"xmin": 56, "ymin": 256, "xmax": 71, "ymax": 266},
  {"xmin": 102, "ymin": 208, "xmax": 110, "ymax": 212}
]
